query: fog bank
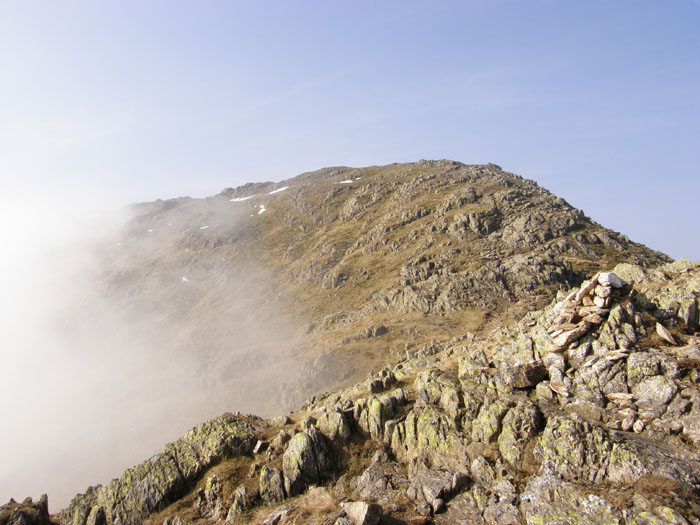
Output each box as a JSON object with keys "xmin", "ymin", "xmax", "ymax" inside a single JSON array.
[{"xmin": 0, "ymin": 194, "xmax": 314, "ymax": 509}]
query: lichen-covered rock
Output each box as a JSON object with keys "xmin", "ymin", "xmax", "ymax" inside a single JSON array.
[
  {"xmin": 163, "ymin": 413, "xmax": 262, "ymax": 480},
  {"xmin": 537, "ymin": 414, "xmax": 700, "ymax": 490},
  {"xmin": 520, "ymin": 468, "xmax": 623, "ymax": 524},
  {"xmin": 355, "ymin": 389, "xmax": 406, "ymax": 440},
  {"xmin": 225, "ymin": 485, "xmax": 250, "ymax": 523},
  {"xmin": 317, "ymin": 410, "xmax": 351, "ymax": 444},
  {"xmin": 355, "ymin": 449, "xmax": 409, "ymax": 501},
  {"xmin": 482, "ymin": 501, "xmax": 521, "ymax": 525},
  {"xmin": 196, "ymin": 474, "xmax": 226, "ymax": 519},
  {"xmin": 0, "ymin": 495, "xmax": 50, "ymax": 525},
  {"xmin": 261, "ymin": 504, "xmax": 296, "ymax": 525},
  {"xmin": 497, "ymin": 361, "xmax": 547, "ymax": 389},
  {"xmin": 438, "ymin": 491, "xmax": 486, "ymax": 523},
  {"xmin": 52, "ymin": 260, "xmax": 700, "ymax": 525},
  {"xmin": 391, "ymin": 405, "xmax": 470, "ymax": 470},
  {"xmin": 60, "ymin": 413, "xmax": 263, "ymax": 525},
  {"xmin": 366, "ymin": 367, "xmax": 396, "ymax": 393},
  {"xmin": 414, "ymin": 369, "xmax": 461, "ymax": 419},
  {"xmin": 283, "ymin": 428, "xmax": 335, "ymax": 496},
  {"xmin": 633, "ymin": 375, "xmax": 678, "ymax": 420},
  {"xmin": 406, "ymin": 461, "xmax": 469, "ymax": 510},
  {"xmin": 498, "ymin": 401, "xmax": 544, "ymax": 465},
  {"xmin": 627, "ymin": 351, "xmax": 679, "ymax": 389},
  {"xmin": 260, "ymin": 466, "xmax": 286, "ymax": 503},
  {"xmin": 458, "ymin": 349, "xmax": 490, "ymax": 387},
  {"xmin": 472, "ymin": 398, "xmax": 513, "ymax": 444},
  {"xmin": 98, "ymin": 453, "xmax": 185, "ymax": 525},
  {"xmin": 470, "ymin": 456, "xmax": 496, "ymax": 486},
  {"xmin": 85, "ymin": 506, "xmax": 105, "ymax": 525},
  {"xmin": 572, "ymin": 355, "xmax": 627, "ymax": 407}
]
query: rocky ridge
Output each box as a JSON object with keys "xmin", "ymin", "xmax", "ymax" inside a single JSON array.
[{"xmin": 11, "ymin": 258, "xmax": 697, "ymax": 524}]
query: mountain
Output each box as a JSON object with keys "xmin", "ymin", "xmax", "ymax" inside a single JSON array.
[
  {"xmin": 95, "ymin": 160, "xmax": 670, "ymax": 416},
  {"xmin": 4, "ymin": 160, "xmax": 693, "ymax": 525}
]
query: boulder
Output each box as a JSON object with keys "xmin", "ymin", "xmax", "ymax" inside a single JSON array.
[
  {"xmin": 407, "ymin": 461, "xmax": 469, "ymax": 509},
  {"xmin": 196, "ymin": 474, "xmax": 226, "ymax": 520},
  {"xmin": 283, "ymin": 428, "xmax": 335, "ymax": 496},
  {"xmin": 260, "ymin": 466, "xmax": 286, "ymax": 503},
  {"xmin": 225, "ymin": 486, "xmax": 250, "ymax": 522},
  {"xmin": 414, "ymin": 369, "xmax": 461, "ymax": 418},
  {"xmin": 317, "ymin": 410, "xmax": 352, "ymax": 444},
  {"xmin": 537, "ymin": 413, "xmax": 700, "ymax": 490},
  {"xmin": 340, "ymin": 502, "xmax": 382, "ymax": 525},
  {"xmin": 391, "ymin": 405, "xmax": 469, "ymax": 469},
  {"xmin": 497, "ymin": 361, "xmax": 546, "ymax": 388},
  {"xmin": 633, "ymin": 376, "xmax": 677, "ymax": 420},
  {"xmin": 355, "ymin": 389, "xmax": 406, "ymax": 440}
]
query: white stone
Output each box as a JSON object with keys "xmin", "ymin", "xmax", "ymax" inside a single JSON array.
[
  {"xmin": 598, "ymin": 272, "xmax": 624, "ymax": 288},
  {"xmin": 656, "ymin": 322, "xmax": 676, "ymax": 345}
]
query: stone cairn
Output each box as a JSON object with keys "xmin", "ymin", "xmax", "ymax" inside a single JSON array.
[{"xmin": 548, "ymin": 271, "xmax": 625, "ymax": 352}]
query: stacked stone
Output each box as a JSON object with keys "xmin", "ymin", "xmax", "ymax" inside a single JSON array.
[{"xmin": 547, "ymin": 271, "xmax": 625, "ymax": 352}]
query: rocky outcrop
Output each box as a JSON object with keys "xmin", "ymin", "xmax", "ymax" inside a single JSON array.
[
  {"xmin": 282, "ymin": 428, "xmax": 335, "ymax": 497},
  {"xmin": 19, "ymin": 260, "xmax": 698, "ymax": 524},
  {"xmin": 58, "ymin": 414, "xmax": 263, "ymax": 525},
  {"xmin": 0, "ymin": 496, "xmax": 50, "ymax": 525}
]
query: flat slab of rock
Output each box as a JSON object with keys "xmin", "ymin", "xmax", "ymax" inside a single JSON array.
[
  {"xmin": 551, "ymin": 322, "xmax": 591, "ymax": 350},
  {"xmin": 656, "ymin": 322, "xmax": 677, "ymax": 345},
  {"xmin": 262, "ymin": 504, "xmax": 296, "ymax": 525}
]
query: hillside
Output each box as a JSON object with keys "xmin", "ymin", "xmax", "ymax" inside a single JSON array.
[
  {"xmin": 1, "ymin": 160, "xmax": 683, "ymax": 524},
  {"xmin": 95, "ymin": 160, "xmax": 669, "ymax": 417},
  {"xmin": 20, "ymin": 259, "xmax": 698, "ymax": 525}
]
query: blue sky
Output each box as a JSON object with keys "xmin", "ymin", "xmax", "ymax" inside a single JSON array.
[{"xmin": 1, "ymin": 1, "xmax": 698, "ymax": 259}]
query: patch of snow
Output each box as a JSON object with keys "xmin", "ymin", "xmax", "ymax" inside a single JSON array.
[
  {"xmin": 147, "ymin": 229, "xmax": 154, "ymax": 233},
  {"xmin": 338, "ymin": 180, "xmax": 353, "ymax": 184},
  {"xmin": 199, "ymin": 225, "xmax": 209, "ymax": 230},
  {"xmin": 230, "ymin": 195, "xmax": 255, "ymax": 202},
  {"xmin": 258, "ymin": 205, "xmax": 266, "ymax": 215},
  {"xmin": 268, "ymin": 186, "xmax": 289, "ymax": 195},
  {"xmin": 181, "ymin": 276, "xmax": 189, "ymax": 282},
  {"xmin": 355, "ymin": 177, "xmax": 361, "ymax": 180},
  {"xmin": 116, "ymin": 243, "xmax": 122, "ymax": 247}
]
